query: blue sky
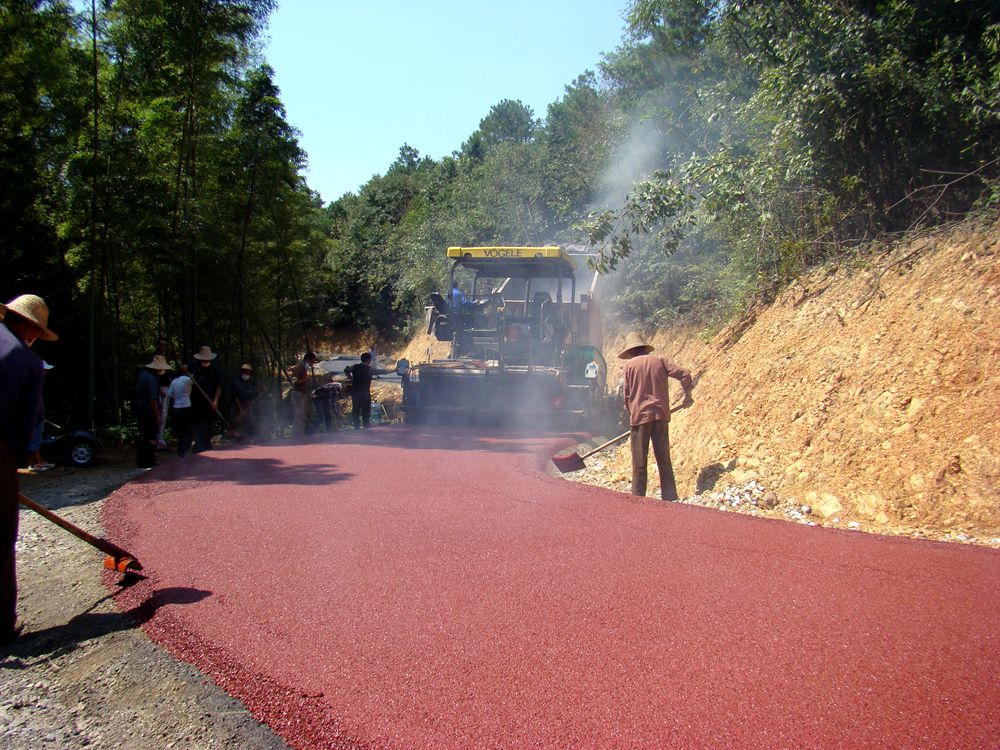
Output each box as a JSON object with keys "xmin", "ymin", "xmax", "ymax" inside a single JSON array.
[{"xmin": 262, "ymin": 1, "xmax": 630, "ymax": 204}]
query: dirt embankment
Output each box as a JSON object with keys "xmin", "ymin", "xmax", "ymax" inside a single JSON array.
[
  {"xmin": 394, "ymin": 329, "xmax": 451, "ymax": 365},
  {"xmin": 594, "ymin": 220, "xmax": 999, "ymax": 544}
]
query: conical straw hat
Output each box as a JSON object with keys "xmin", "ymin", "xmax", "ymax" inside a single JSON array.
[
  {"xmin": 146, "ymin": 355, "xmax": 171, "ymax": 370},
  {"xmin": 3, "ymin": 294, "xmax": 57, "ymax": 341},
  {"xmin": 617, "ymin": 331, "xmax": 654, "ymax": 359},
  {"xmin": 194, "ymin": 345, "xmax": 217, "ymax": 361}
]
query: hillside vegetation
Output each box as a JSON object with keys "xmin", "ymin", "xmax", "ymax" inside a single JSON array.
[{"xmin": 588, "ymin": 221, "xmax": 999, "ymax": 544}]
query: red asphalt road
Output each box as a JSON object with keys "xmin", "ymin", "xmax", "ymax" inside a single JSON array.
[{"xmin": 103, "ymin": 426, "xmax": 1000, "ymax": 750}]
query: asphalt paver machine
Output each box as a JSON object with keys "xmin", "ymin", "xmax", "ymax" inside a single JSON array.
[{"xmin": 400, "ymin": 246, "xmax": 607, "ymax": 425}]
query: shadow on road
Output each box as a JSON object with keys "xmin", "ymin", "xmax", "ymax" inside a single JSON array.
[
  {"xmin": 134, "ymin": 453, "xmax": 354, "ymax": 487},
  {"xmin": 22, "ymin": 425, "xmax": 588, "ymax": 507},
  {"xmin": 0, "ymin": 586, "xmax": 211, "ymax": 664}
]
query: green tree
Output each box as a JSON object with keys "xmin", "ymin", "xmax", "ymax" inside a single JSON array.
[
  {"xmin": 0, "ymin": 0, "xmax": 88, "ymax": 288},
  {"xmin": 217, "ymin": 64, "xmax": 313, "ymax": 363},
  {"xmin": 477, "ymin": 98, "xmax": 537, "ymax": 149},
  {"xmin": 586, "ymin": 0, "xmax": 1000, "ymax": 306},
  {"xmin": 541, "ymin": 72, "xmax": 616, "ymax": 223},
  {"xmin": 93, "ymin": 0, "xmax": 276, "ymax": 354}
]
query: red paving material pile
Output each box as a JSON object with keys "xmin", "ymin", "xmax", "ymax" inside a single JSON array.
[{"xmin": 103, "ymin": 427, "xmax": 1000, "ymax": 749}]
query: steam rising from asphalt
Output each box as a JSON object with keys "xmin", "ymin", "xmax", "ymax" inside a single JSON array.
[
  {"xmin": 591, "ymin": 109, "xmax": 676, "ymax": 313},
  {"xmin": 597, "ymin": 116, "xmax": 668, "ymax": 211}
]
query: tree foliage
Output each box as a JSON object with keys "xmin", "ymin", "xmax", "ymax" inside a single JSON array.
[
  {"xmin": 0, "ymin": 0, "xmax": 87, "ymax": 287},
  {"xmin": 3, "ymin": 0, "xmax": 998, "ymax": 426},
  {"xmin": 587, "ymin": 0, "xmax": 1000, "ymax": 311}
]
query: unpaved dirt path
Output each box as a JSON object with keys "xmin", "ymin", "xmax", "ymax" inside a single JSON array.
[{"xmin": 0, "ymin": 449, "xmax": 288, "ymax": 750}]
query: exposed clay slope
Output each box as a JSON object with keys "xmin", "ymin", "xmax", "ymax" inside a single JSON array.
[{"xmin": 601, "ymin": 220, "xmax": 999, "ymax": 543}]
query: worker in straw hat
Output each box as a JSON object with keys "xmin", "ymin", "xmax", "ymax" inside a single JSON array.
[
  {"xmin": 190, "ymin": 345, "xmax": 223, "ymax": 452},
  {"xmin": 0, "ymin": 293, "xmax": 58, "ymax": 643},
  {"xmin": 618, "ymin": 331, "xmax": 694, "ymax": 502},
  {"xmin": 289, "ymin": 351, "xmax": 319, "ymax": 437},
  {"xmin": 134, "ymin": 354, "xmax": 171, "ymax": 469}
]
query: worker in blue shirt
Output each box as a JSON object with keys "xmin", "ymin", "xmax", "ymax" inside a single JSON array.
[
  {"xmin": 449, "ymin": 280, "xmax": 466, "ymax": 311},
  {"xmin": 0, "ymin": 294, "xmax": 58, "ymax": 643}
]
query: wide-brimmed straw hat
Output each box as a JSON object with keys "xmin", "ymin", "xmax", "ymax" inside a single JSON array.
[
  {"xmin": 617, "ymin": 331, "xmax": 654, "ymax": 359},
  {"xmin": 240, "ymin": 363, "xmax": 253, "ymax": 372},
  {"xmin": 145, "ymin": 354, "xmax": 171, "ymax": 370},
  {"xmin": 193, "ymin": 345, "xmax": 217, "ymax": 361},
  {"xmin": 4, "ymin": 294, "xmax": 58, "ymax": 341}
]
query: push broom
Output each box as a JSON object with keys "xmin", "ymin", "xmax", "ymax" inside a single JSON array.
[{"xmin": 19, "ymin": 493, "xmax": 143, "ymax": 574}]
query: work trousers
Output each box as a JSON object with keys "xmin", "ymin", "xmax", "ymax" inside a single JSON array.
[
  {"xmin": 290, "ymin": 390, "xmax": 309, "ymax": 437},
  {"xmin": 192, "ymin": 409, "xmax": 214, "ymax": 453},
  {"xmin": 0, "ymin": 443, "xmax": 20, "ymax": 638},
  {"xmin": 172, "ymin": 407, "xmax": 194, "ymax": 456},
  {"xmin": 313, "ymin": 397, "xmax": 332, "ymax": 432},
  {"xmin": 27, "ymin": 418, "xmax": 43, "ymax": 453},
  {"xmin": 630, "ymin": 419, "xmax": 679, "ymax": 502},
  {"xmin": 233, "ymin": 402, "xmax": 257, "ymax": 438},
  {"xmin": 135, "ymin": 409, "xmax": 157, "ymax": 468},
  {"xmin": 351, "ymin": 393, "xmax": 371, "ymax": 429}
]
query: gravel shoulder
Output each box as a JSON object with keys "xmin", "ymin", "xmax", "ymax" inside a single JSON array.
[
  {"xmin": 0, "ymin": 450, "xmax": 289, "ymax": 750},
  {"xmin": 560, "ymin": 444, "xmax": 1000, "ymax": 548}
]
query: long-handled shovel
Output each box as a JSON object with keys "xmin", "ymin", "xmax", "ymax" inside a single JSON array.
[
  {"xmin": 552, "ymin": 430, "xmax": 631, "ymax": 473},
  {"xmin": 552, "ymin": 404, "xmax": 687, "ymax": 473},
  {"xmin": 18, "ymin": 493, "xmax": 143, "ymax": 574}
]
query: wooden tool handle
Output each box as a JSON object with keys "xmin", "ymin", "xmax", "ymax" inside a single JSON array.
[
  {"xmin": 586, "ymin": 403, "xmax": 687, "ymax": 459},
  {"xmin": 19, "ymin": 493, "xmax": 136, "ymax": 561},
  {"xmin": 579, "ymin": 430, "xmax": 631, "ymax": 460}
]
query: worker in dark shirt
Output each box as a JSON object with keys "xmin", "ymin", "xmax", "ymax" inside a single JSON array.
[
  {"xmin": 344, "ymin": 352, "xmax": 388, "ymax": 429},
  {"xmin": 230, "ymin": 363, "xmax": 264, "ymax": 439},
  {"xmin": 134, "ymin": 354, "xmax": 169, "ymax": 468},
  {"xmin": 190, "ymin": 345, "xmax": 223, "ymax": 452},
  {"xmin": 0, "ymin": 294, "xmax": 58, "ymax": 643}
]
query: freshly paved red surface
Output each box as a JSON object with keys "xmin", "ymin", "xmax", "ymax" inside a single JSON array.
[{"xmin": 103, "ymin": 426, "xmax": 1000, "ymax": 749}]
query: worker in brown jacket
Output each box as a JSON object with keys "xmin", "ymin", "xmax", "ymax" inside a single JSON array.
[{"xmin": 619, "ymin": 332, "xmax": 694, "ymax": 502}]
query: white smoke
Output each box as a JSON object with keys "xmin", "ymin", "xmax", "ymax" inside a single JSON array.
[
  {"xmin": 595, "ymin": 115, "xmax": 669, "ymax": 211},
  {"xmin": 590, "ymin": 102, "xmax": 680, "ymax": 309}
]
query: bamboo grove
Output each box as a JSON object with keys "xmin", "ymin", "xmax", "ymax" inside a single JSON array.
[{"xmin": 3, "ymin": 0, "xmax": 999, "ymax": 429}]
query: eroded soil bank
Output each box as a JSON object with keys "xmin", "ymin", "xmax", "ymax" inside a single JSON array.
[{"xmin": 591, "ymin": 221, "xmax": 999, "ymax": 545}]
